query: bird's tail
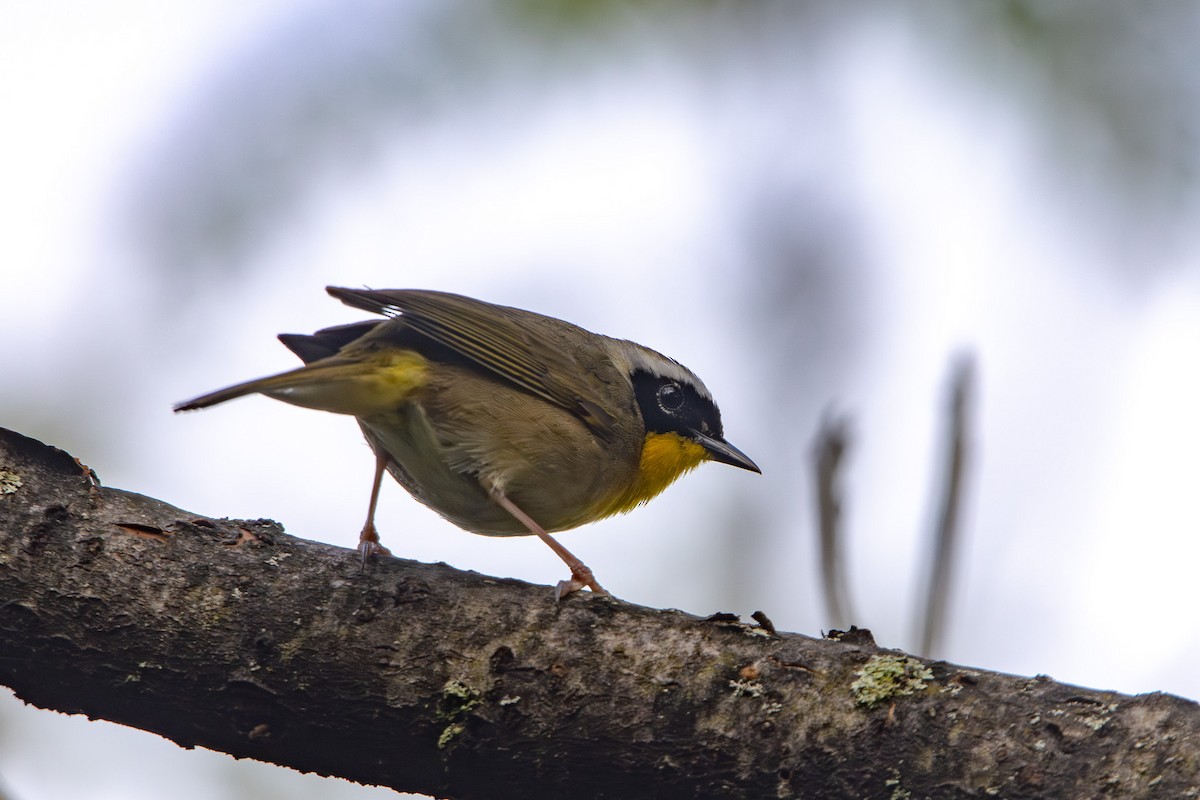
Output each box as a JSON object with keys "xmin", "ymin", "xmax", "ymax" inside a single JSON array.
[{"xmin": 174, "ymin": 350, "xmax": 428, "ymax": 416}]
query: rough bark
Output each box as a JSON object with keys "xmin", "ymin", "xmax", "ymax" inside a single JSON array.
[{"xmin": 0, "ymin": 426, "xmax": 1196, "ymax": 799}]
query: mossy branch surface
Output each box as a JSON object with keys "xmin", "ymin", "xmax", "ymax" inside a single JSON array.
[{"xmin": 1, "ymin": 427, "xmax": 1197, "ymax": 799}]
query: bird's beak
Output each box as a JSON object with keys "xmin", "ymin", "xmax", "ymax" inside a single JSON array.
[{"xmin": 692, "ymin": 430, "xmax": 761, "ymax": 474}]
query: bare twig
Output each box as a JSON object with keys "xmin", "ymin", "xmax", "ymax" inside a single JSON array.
[
  {"xmin": 812, "ymin": 412, "xmax": 857, "ymax": 628},
  {"xmin": 915, "ymin": 354, "xmax": 975, "ymax": 657}
]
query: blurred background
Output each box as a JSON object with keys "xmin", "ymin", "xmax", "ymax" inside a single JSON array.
[{"xmin": 2, "ymin": 2, "xmax": 1199, "ymax": 798}]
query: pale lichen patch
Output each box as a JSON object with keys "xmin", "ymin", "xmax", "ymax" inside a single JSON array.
[
  {"xmin": 729, "ymin": 678, "xmax": 765, "ymax": 699},
  {"xmin": 852, "ymin": 654, "xmax": 934, "ymax": 708},
  {"xmin": 0, "ymin": 469, "xmax": 22, "ymax": 495},
  {"xmin": 437, "ymin": 679, "xmax": 481, "ymax": 750}
]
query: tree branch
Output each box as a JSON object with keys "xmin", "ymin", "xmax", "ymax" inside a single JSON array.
[{"xmin": 0, "ymin": 427, "xmax": 1196, "ymax": 799}]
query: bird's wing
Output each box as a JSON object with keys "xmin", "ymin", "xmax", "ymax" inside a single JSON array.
[{"xmin": 328, "ymin": 287, "xmax": 619, "ymax": 438}]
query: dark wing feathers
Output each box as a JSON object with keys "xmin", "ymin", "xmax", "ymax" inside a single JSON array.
[
  {"xmin": 326, "ymin": 287, "xmax": 618, "ymax": 437},
  {"xmin": 279, "ymin": 320, "xmax": 381, "ymax": 364}
]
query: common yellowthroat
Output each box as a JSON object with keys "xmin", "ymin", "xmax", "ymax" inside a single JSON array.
[{"xmin": 175, "ymin": 287, "xmax": 759, "ymax": 597}]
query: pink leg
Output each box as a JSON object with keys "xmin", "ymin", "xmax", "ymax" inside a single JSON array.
[
  {"xmin": 486, "ymin": 483, "xmax": 609, "ymax": 599},
  {"xmin": 358, "ymin": 451, "xmax": 393, "ymax": 568}
]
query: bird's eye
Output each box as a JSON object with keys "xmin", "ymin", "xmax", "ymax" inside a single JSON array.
[{"xmin": 657, "ymin": 382, "xmax": 685, "ymax": 412}]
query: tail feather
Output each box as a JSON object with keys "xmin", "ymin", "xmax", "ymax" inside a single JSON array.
[
  {"xmin": 173, "ymin": 365, "xmax": 317, "ymax": 412},
  {"xmin": 174, "ymin": 351, "xmax": 428, "ymax": 417}
]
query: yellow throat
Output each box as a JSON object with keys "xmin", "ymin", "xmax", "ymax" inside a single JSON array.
[{"xmin": 600, "ymin": 432, "xmax": 708, "ymax": 519}]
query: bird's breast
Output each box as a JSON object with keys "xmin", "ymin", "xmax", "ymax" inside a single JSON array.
[{"xmin": 361, "ymin": 366, "xmax": 645, "ymax": 536}]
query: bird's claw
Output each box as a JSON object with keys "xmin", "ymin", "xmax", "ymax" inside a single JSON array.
[
  {"xmin": 357, "ymin": 524, "xmax": 392, "ymax": 571},
  {"xmin": 554, "ymin": 565, "xmax": 610, "ymax": 601}
]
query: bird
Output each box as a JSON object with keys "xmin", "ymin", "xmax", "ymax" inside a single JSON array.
[{"xmin": 175, "ymin": 287, "xmax": 760, "ymax": 598}]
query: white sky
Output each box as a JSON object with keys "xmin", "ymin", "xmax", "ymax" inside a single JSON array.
[{"xmin": 2, "ymin": 4, "xmax": 1199, "ymax": 799}]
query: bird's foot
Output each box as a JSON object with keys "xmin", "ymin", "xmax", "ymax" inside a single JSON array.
[
  {"xmin": 357, "ymin": 524, "xmax": 392, "ymax": 570},
  {"xmin": 554, "ymin": 564, "xmax": 610, "ymax": 601}
]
